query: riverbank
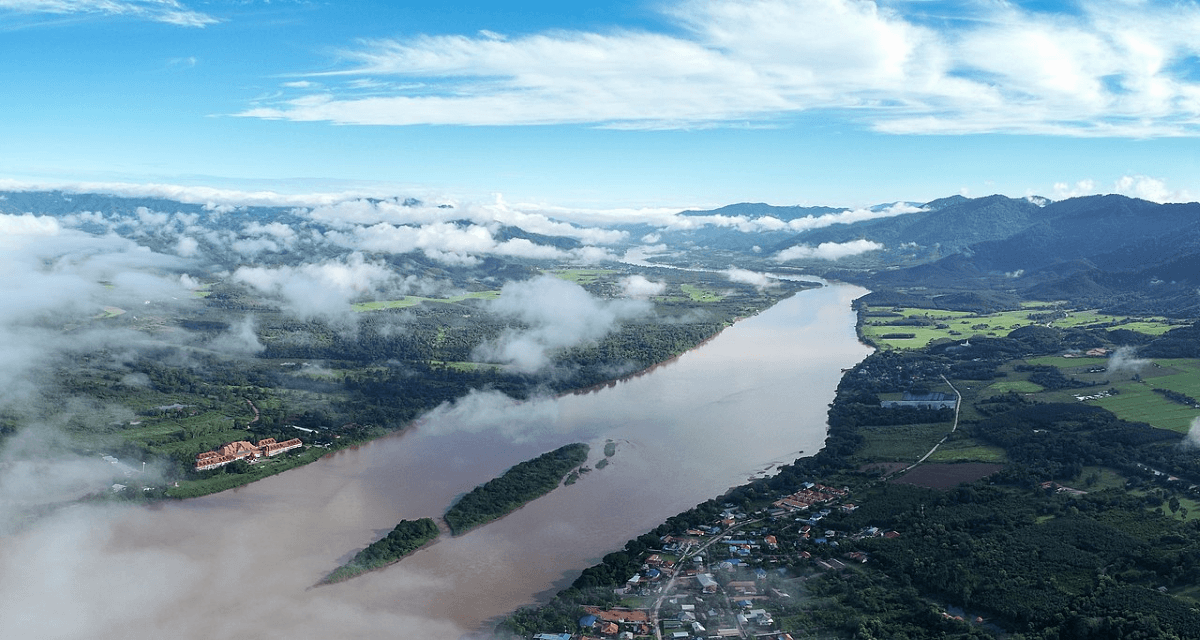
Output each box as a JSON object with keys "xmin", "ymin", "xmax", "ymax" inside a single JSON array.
[
  {"xmin": 152, "ymin": 286, "xmax": 817, "ymax": 502},
  {"xmin": 1, "ymin": 283, "xmax": 871, "ymax": 640},
  {"xmin": 501, "ymin": 293, "xmax": 1200, "ymax": 639}
]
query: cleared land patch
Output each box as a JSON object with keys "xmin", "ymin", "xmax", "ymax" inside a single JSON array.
[
  {"xmin": 549, "ymin": 268, "xmax": 615, "ymax": 284},
  {"xmin": 680, "ymin": 283, "xmax": 723, "ymax": 302},
  {"xmin": 891, "ymin": 463, "xmax": 1005, "ymax": 490},
  {"xmin": 855, "ymin": 422, "xmax": 952, "ymax": 463},
  {"xmin": 352, "ymin": 291, "xmax": 500, "ymax": 312},
  {"xmin": 926, "ymin": 440, "xmax": 1008, "ymax": 463},
  {"xmin": 1012, "ymin": 357, "xmax": 1200, "ymax": 433},
  {"xmin": 860, "ymin": 304, "xmax": 1177, "ymax": 350}
]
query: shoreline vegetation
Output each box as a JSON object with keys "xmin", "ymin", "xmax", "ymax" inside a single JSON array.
[
  {"xmin": 445, "ymin": 443, "xmax": 590, "ymax": 536},
  {"xmin": 500, "ymin": 295, "xmax": 1200, "ymax": 639},
  {"xmin": 144, "ymin": 275, "xmax": 816, "ymax": 501},
  {"xmin": 317, "ymin": 518, "xmax": 440, "ymax": 585},
  {"xmin": 319, "ymin": 441, "xmax": 598, "ymax": 586}
]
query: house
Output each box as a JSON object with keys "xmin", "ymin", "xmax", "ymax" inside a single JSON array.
[
  {"xmin": 748, "ymin": 609, "xmax": 773, "ymax": 626},
  {"xmin": 696, "ymin": 573, "xmax": 719, "ymax": 593},
  {"xmin": 728, "ymin": 581, "xmax": 757, "ymax": 595},
  {"xmin": 534, "ymin": 635, "xmax": 572, "ymax": 640}
]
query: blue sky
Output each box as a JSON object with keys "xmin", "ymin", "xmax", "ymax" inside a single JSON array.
[{"xmin": 1, "ymin": 0, "xmax": 1199, "ymax": 209}]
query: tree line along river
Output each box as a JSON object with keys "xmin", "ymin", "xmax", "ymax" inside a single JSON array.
[{"xmin": 0, "ymin": 283, "xmax": 871, "ymax": 640}]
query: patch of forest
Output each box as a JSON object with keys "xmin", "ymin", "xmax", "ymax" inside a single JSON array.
[
  {"xmin": 444, "ymin": 443, "xmax": 589, "ymax": 536},
  {"xmin": 318, "ymin": 518, "xmax": 440, "ymax": 585},
  {"xmin": 33, "ymin": 266, "xmax": 806, "ymax": 502},
  {"xmin": 501, "ymin": 309, "xmax": 1200, "ymax": 639}
]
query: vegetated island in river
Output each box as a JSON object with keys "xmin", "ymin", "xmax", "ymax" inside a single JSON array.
[
  {"xmin": 318, "ymin": 518, "xmax": 440, "ymax": 585},
  {"xmin": 445, "ymin": 443, "xmax": 590, "ymax": 536}
]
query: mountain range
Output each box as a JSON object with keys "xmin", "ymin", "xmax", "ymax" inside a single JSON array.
[{"xmin": 4, "ymin": 188, "xmax": 1198, "ymax": 315}]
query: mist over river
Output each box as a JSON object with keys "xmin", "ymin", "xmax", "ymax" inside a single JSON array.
[{"xmin": 0, "ymin": 283, "xmax": 871, "ymax": 640}]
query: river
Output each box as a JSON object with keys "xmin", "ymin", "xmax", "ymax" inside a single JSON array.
[{"xmin": 0, "ymin": 283, "xmax": 871, "ymax": 640}]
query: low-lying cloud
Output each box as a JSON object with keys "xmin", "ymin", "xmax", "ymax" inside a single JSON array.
[
  {"xmin": 1182, "ymin": 417, "xmax": 1200, "ymax": 450},
  {"xmin": 414, "ymin": 389, "xmax": 564, "ymax": 443},
  {"xmin": 233, "ymin": 253, "xmax": 399, "ymax": 318},
  {"xmin": 474, "ymin": 275, "xmax": 651, "ymax": 372},
  {"xmin": 724, "ymin": 268, "xmax": 774, "ymax": 289},
  {"xmin": 620, "ymin": 274, "xmax": 666, "ymax": 299},
  {"xmin": 774, "ymin": 239, "xmax": 884, "ymax": 262},
  {"xmin": 1107, "ymin": 345, "xmax": 1150, "ymax": 376}
]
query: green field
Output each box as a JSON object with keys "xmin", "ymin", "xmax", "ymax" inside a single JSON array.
[
  {"xmin": 549, "ymin": 268, "xmax": 615, "ymax": 284},
  {"xmin": 926, "ymin": 440, "xmax": 1008, "ymax": 463},
  {"xmin": 861, "ymin": 304, "xmax": 1178, "ymax": 350},
  {"xmin": 982, "ymin": 380, "xmax": 1045, "ymax": 394},
  {"xmin": 430, "ymin": 360, "xmax": 498, "ymax": 372},
  {"xmin": 352, "ymin": 291, "xmax": 500, "ymax": 312},
  {"xmin": 855, "ymin": 422, "xmax": 952, "ymax": 462},
  {"xmin": 1095, "ymin": 384, "xmax": 1200, "ymax": 433},
  {"xmin": 1010, "ymin": 357, "xmax": 1200, "ymax": 433},
  {"xmin": 1078, "ymin": 466, "xmax": 1128, "ymax": 491},
  {"xmin": 680, "ymin": 283, "xmax": 723, "ymax": 302}
]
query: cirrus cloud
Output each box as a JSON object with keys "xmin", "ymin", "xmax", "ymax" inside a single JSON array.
[
  {"xmin": 0, "ymin": 0, "xmax": 217, "ymax": 27},
  {"xmin": 239, "ymin": 0, "xmax": 1200, "ymax": 137}
]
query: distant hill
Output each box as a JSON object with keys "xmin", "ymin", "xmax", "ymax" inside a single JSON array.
[
  {"xmin": 777, "ymin": 194, "xmax": 1044, "ymax": 255},
  {"xmin": 844, "ymin": 194, "xmax": 1200, "ymax": 316},
  {"xmin": 678, "ymin": 202, "xmax": 844, "ymax": 220},
  {"xmin": 5, "ymin": 187, "xmax": 1198, "ymax": 314}
]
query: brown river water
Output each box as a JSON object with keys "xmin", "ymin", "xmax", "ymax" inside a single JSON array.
[{"xmin": 0, "ymin": 283, "xmax": 870, "ymax": 640}]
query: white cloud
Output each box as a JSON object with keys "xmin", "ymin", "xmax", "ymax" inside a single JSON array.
[
  {"xmin": 238, "ymin": 0, "xmax": 1200, "ymax": 137},
  {"xmin": 413, "ymin": 389, "xmax": 564, "ymax": 442},
  {"xmin": 0, "ymin": 0, "xmax": 217, "ymax": 27},
  {"xmin": 1185, "ymin": 416, "xmax": 1200, "ymax": 449},
  {"xmin": 242, "ymin": 221, "xmax": 298, "ymax": 244},
  {"xmin": 774, "ymin": 238, "xmax": 884, "ymax": 261},
  {"xmin": 174, "ymin": 236, "xmax": 199, "ymax": 257},
  {"xmin": 619, "ymin": 275, "xmax": 666, "ymax": 299},
  {"xmin": 0, "ymin": 213, "xmax": 60, "ymax": 248},
  {"xmin": 0, "ymin": 214, "xmax": 194, "ymax": 409},
  {"xmin": 307, "ymin": 196, "xmax": 628, "ymax": 245},
  {"xmin": 1050, "ymin": 175, "xmax": 1192, "ymax": 203},
  {"xmin": 474, "ymin": 275, "xmax": 651, "ymax": 372},
  {"xmin": 1051, "ymin": 179, "xmax": 1097, "ymax": 200},
  {"xmin": 784, "ymin": 203, "xmax": 923, "ymax": 232},
  {"xmin": 208, "ymin": 316, "xmax": 264, "ymax": 355},
  {"xmin": 1113, "ymin": 174, "xmax": 1193, "ymax": 203},
  {"xmin": 330, "ymin": 220, "xmax": 615, "ymax": 266},
  {"xmin": 232, "ymin": 253, "xmax": 397, "ymax": 318},
  {"xmin": 724, "ymin": 268, "xmax": 774, "ymax": 289}
]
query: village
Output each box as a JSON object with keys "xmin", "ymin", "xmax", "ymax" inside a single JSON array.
[{"xmin": 533, "ymin": 483, "xmax": 906, "ymax": 640}]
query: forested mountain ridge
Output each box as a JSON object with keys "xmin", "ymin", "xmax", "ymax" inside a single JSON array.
[{"xmin": 781, "ymin": 193, "xmax": 1045, "ymax": 255}]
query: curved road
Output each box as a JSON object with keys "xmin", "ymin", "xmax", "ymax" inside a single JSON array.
[{"xmin": 887, "ymin": 375, "xmax": 962, "ymax": 479}]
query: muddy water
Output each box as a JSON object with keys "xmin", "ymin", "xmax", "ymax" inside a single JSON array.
[{"xmin": 3, "ymin": 284, "xmax": 871, "ymax": 640}]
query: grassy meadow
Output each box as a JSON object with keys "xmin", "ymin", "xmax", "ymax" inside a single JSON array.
[{"xmin": 860, "ymin": 303, "xmax": 1179, "ymax": 350}]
